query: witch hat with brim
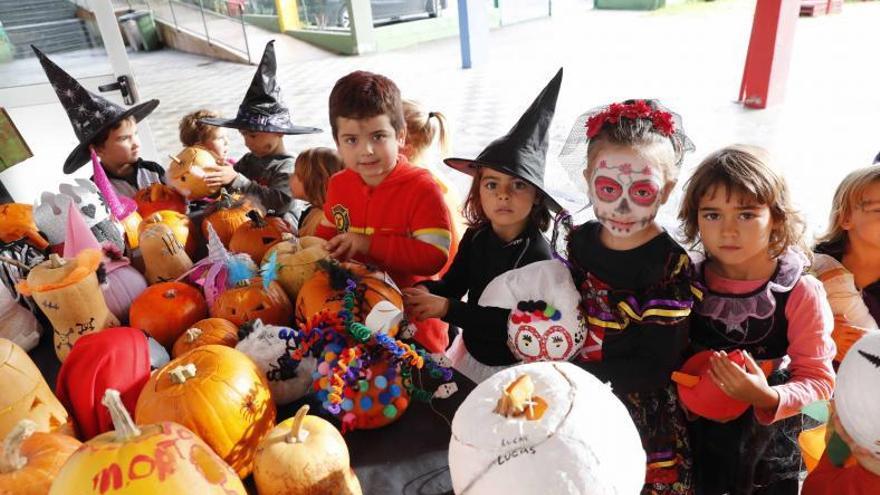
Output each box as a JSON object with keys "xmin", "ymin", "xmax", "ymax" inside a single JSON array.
[
  {"xmin": 32, "ymin": 46, "xmax": 159, "ymax": 175},
  {"xmin": 200, "ymin": 40, "xmax": 322, "ymax": 135},
  {"xmin": 444, "ymin": 68, "xmax": 563, "ymax": 212}
]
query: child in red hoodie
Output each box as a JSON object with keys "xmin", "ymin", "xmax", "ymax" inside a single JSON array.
[{"xmin": 315, "ymin": 71, "xmax": 452, "ymax": 353}]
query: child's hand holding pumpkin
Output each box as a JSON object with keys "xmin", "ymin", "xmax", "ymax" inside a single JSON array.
[
  {"xmin": 708, "ymin": 350, "xmax": 780, "ymax": 412},
  {"xmin": 203, "ymin": 164, "xmax": 239, "ymax": 188}
]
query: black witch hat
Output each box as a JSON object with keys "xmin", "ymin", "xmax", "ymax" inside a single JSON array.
[
  {"xmin": 32, "ymin": 46, "xmax": 159, "ymax": 174},
  {"xmin": 445, "ymin": 68, "xmax": 563, "ymax": 211},
  {"xmin": 200, "ymin": 40, "xmax": 321, "ymax": 135}
]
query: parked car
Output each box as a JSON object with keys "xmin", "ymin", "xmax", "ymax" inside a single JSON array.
[{"xmin": 301, "ymin": 0, "xmax": 445, "ymax": 28}]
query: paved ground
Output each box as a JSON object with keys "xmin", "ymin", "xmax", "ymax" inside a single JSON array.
[{"xmin": 127, "ymin": 0, "xmax": 880, "ymax": 239}]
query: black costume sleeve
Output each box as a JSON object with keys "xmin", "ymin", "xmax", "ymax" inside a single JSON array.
[{"xmin": 418, "ymin": 228, "xmax": 474, "ymax": 299}]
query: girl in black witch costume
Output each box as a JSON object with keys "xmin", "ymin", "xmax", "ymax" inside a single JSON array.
[
  {"xmin": 403, "ymin": 70, "xmax": 563, "ymax": 383},
  {"xmin": 199, "ymin": 40, "xmax": 322, "ymax": 217},
  {"xmin": 559, "ymin": 99, "xmax": 697, "ymax": 495}
]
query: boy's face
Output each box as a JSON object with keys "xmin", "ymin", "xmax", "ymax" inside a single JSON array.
[
  {"xmin": 335, "ymin": 114, "xmax": 404, "ymax": 187},
  {"xmin": 240, "ymin": 130, "xmax": 283, "ymax": 158},
  {"xmin": 204, "ymin": 127, "xmax": 229, "ymax": 161},
  {"xmin": 95, "ymin": 118, "xmax": 140, "ymax": 177}
]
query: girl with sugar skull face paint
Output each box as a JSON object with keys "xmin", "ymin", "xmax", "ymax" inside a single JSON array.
[{"xmin": 558, "ymin": 99, "xmax": 697, "ymax": 495}]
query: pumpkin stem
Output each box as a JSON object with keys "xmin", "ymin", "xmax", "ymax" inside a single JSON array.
[
  {"xmin": 48, "ymin": 254, "xmax": 65, "ymax": 269},
  {"xmin": 150, "ymin": 184, "xmax": 162, "ymax": 202},
  {"xmin": 185, "ymin": 328, "xmax": 203, "ymax": 343},
  {"xmin": 246, "ymin": 210, "xmax": 266, "ymax": 227},
  {"xmin": 218, "ymin": 188, "xmax": 233, "ymax": 208},
  {"xmin": 148, "ymin": 212, "xmax": 163, "ymax": 223},
  {"xmin": 0, "ymin": 420, "xmax": 36, "ymax": 473},
  {"xmin": 163, "ymin": 289, "xmax": 177, "ymax": 299},
  {"xmin": 169, "ymin": 363, "xmax": 198, "ymax": 384},
  {"xmin": 168, "ymin": 154, "xmax": 182, "ymax": 164},
  {"xmin": 286, "ymin": 405, "xmax": 310, "ymax": 443},
  {"xmin": 281, "ymin": 232, "xmax": 295, "ymax": 242},
  {"xmin": 102, "ymin": 389, "xmax": 141, "ymax": 442}
]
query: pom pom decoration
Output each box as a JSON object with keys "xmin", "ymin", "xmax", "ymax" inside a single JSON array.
[
  {"xmin": 183, "ymin": 223, "xmax": 258, "ymax": 306},
  {"xmin": 449, "ymin": 362, "xmax": 646, "ymax": 495}
]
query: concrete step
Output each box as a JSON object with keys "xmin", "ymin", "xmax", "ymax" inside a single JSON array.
[
  {"xmin": 7, "ymin": 19, "xmax": 97, "ymax": 58},
  {"xmin": 0, "ymin": 6, "xmax": 78, "ymax": 27}
]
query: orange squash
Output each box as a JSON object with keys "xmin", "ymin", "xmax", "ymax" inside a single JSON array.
[
  {"xmin": 167, "ymin": 146, "xmax": 223, "ymax": 200},
  {"xmin": 171, "ymin": 318, "xmax": 239, "ymax": 358},
  {"xmin": 201, "ymin": 190, "xmax": 261, "ymax": 248},
  {"xmin": 263, "ymin": 235, "xmax": 330, "ymax": 302},
  {"xmin": 135, "ymin": 346, "xmax": 276, "ymax": 478},
  {"xmin": 229, "ymin": 210, "xmax": 292, "ymax": 264},
  {"xmin": 52, "ymin": 389, "xmax": 246, "ymax": 494},
  {"xmin": 139, "ymin": 222, "xmax": 194, "ymax": 285},
  {"xmin": 129, "ymin": 282, "xmax": 208, "ymax": 348},
  {"xmin": 211, "ymin": 277, "xmax": 293, "ymax": 327},
  {"xmin": 0, "ymin": 339, "xmax": 70, "ymax": 442},
  {"xmin": 296, "ymin": 262, "xmax": 404, "ymax": 337},
  {"xmin": 134, "ymin": 184, "xmax": 188, "ymax": 218},
  {"xmin": 0, "ymin": 420, "xmax": 81, "ymax": 495},
  {"xmin": 138, "ymin": 210, "xmax": 200, "ymax": 258},
  {"xmin": 253, "ymin": 405, "xmax": 362, "ymax": 495}
]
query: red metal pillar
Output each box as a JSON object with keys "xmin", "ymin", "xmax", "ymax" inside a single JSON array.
[{"xmin": 738, "ymin": 0, "xmax": 801, "ymax": 109}]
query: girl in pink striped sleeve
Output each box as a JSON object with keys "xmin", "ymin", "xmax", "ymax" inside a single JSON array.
[{"xmin": 678, "ymin": 145, "xmax": 836, "ymax": 495}]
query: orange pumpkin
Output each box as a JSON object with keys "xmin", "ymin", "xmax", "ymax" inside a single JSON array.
[
  {"xmin": 52, "ymin": 389, "xmax": 246, "ymax": 494},
  {"xmin": 172, "ymin": 318, "xmax": 239, "ymax": 358},
  {"xmin": 135, "ymin": 346, "xmax": 276, "ymax": 478},
  {"xmin": 201, "ymin": 190, "xmax": 261, "ymax": 248},
  {"xmin": 253, "ymin": 405, "xmax": 362, "ymax": 495},
  {"xmin": 0, "ymin": 420, "xmax": 81, "ymax": 495},
  {"xmin": 0, "ymin": 339, "xmax": 70, "ymax": 441},
  {"xmin": 0, "ymin": 203, "xmax": 49, "ymax": 250},
  {"xmin": 211, "ymin": 277, "xmax": 293, "ymax": 327},
  {"xmin": 134, "ymin": 184, "xmax": 188, "ymax": 218},
  {"xmin": 229, "ymin": 210, "xmax": 292, "ymax": 264},
  {"xmin": 167, "ymin": 146, "xmax": 223, "ymax": 200},
  {"xmin": 263, "ymin": 234, "xmax": 330, "ymax": 302},
  {"xmin": 130, "ymin": 282, "xmax": 209, "ymax": 348},
  {"xmin": 296, "ymin": 262, "xmax": 404, "ymax": 337},
  {"xmin": 138, "ymin": 210, "xmax": 200, "ymax": 258}
]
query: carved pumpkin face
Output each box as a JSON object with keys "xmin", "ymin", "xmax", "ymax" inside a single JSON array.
[
  {"xmin": 134, "ymin": 184, "xmax": 188, "ymax": 218},
  {"xmin": 0, "ymin": 421, "xmax": 81, "ymax": 495},
  {"xmin": 0, "ymin": 339, "xmax": 70, "ymax": 441},
  {"xmin": 168, "ymin": 146, "xmax": 222, "ymax": 200},
  {"xmin": 211, "ymin": 278, "xmax": 293, "ymax": 327},
  {"xmin": 229, "ymin": 211, "xmax": 292, "ymax": 264},
  {"xmin": 129, "ymin": 282, "xmax": 209, "ymax": 348},
  {"xmin": 172, "ymin": 318, "xmax": 240, "ymax": 358},
  {"xmin": 54, "ymin": 390, "xmax": 246, "ymax": 494},
  {"xmin": 134, "ymin": 345, "xmax": 277, "ymax": 478},
  {"xmin": 296, "ymin": 262, "xmax": 403, "ymax": 338},
  {"xmin": 263, "ymin": 236, "xmax": 330, "ymax": 302},
  {"xmin": 201, "ymin": 192, "xmax": 261, "ymax": 248}
]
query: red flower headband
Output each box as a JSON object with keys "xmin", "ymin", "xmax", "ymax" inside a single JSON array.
[{"xmin": 585, "ymin": 100, "xmax": 676, "ymax": 139}]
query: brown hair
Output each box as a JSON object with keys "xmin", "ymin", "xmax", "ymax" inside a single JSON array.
[
  {"xmin": 91, "ymin": 116, "xmax": 135, "ymax": 149},
  {"xmin": 462, "ymin": 167, "xmax": 552, "ymax": 232},
  {"xmin": 179, "ymin": 109, "xmax": 221, "ymax": 147},
  {"xmin": 294, "ymin": 147, "xmax": 344, "ymax": 207},
  {"xmin": 328, "ymin": 71, "xmax": 404, "ymax": 140},
  {"xmin": 815, "ymin": 164, "xmax": 880, "ymax": 251},
  {"xmin": 678, "ymin": 145, "xmax": 807, "ymax": 258},
  {"xmin": 402, "ymin": 99, "xmax": 449, "ymax": 163}
]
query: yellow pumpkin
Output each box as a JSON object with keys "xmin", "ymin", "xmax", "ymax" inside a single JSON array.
[
  {"xmin": 135, "ymin": 345, "xmax": 276, "ymax": 478},
  {"xmin": 167, "ymin": 146, "xmax": 222, "ymax": 200},
  {"xmin": 0, "ymin": 339, "xmax": 70, "ymax": 443},
  {"xmin": 254, "ymin": 405, "xmax": 362, "ymax": 495},
  {"xmin": 262, "ymin": 234, "xmax": 330, "ymax": 302},
  {"xmin": 51, "ymin": 389, "xmax": 246, "ymax": 494},
  {"xmin": 0, "ymin": 420, "xmax": 81, "ymax": 495},
  {"xmin": 139, "ymin": 222, "xmax": 194, "ymax": 285}
]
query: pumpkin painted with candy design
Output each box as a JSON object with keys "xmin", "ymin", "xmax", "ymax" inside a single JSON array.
[
  {"xmin": 0, "ymin": 339, "xmax": 71, "ymax": 442},
  {"xmin": 168, "ymin": 146, "xmax": 223, "ymax": 200},
  {"xmin": 135, "ymin": 345, "xmax": 276, "ymax": 478},
  {"xmin": 201, "ymin": 190, "xmax": 262, "ymax": 248},
  {"xmin": 263, "ymin": 235, "xmax": 330, "ymax": 302},
  {"xmin": 295, "ymin": 262, "xmax": 403, "ymax": 337},
  {"xmin": 130, "ymin": 282, "xmax": 208, "ymax": 348},
  {"xmin": 253, "ymin": 405, "xmax": 362, "ymax": 495},
  {"xmin": 211, "ymin": 277, "xmax": 293, "ymax": 327},
  {"xmin": 172, "ymin": 318, "xmax": 239, "ymax": 358},
  {"xmin": 138, "ymin": 210, "xmax": 200, "ymax": 258},
  {"xmin": 0, "ymin": 420, "xmax": 81, "ymax": 495},
  {"xmin": 134, "ymin": 183, "xmax": 188, "ymax": 218},
  {"xmin": 229, "ymin": 210, "xmax": 292, "ymax": 264},
  {"xmin": 51, "ymin": 389, "xmax": 246, "ymax": 494}
]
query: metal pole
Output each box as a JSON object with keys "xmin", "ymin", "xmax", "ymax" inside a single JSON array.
[
  {"xmin": 198, "ymin": 0, "xmax": 211, "ymax": 43},
  {"xmin": 240, "ymin": 5, "xmax": 251, "ymax": 63},
  {"xmin": 168, "ymin": 0, "xmax": 179, "ymax": 28}
]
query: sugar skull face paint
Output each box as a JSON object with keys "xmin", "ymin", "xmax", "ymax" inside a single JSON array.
[{"xmin": 588, "ymin": 150, "xmax": 665, "ymax": 238}]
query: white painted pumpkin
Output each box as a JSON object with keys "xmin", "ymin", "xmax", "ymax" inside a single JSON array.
[
  {"xmin": 449, "ymin": 361, "xmax": 645, "ymax": 495},
  {"xmin": 835, "ymin": 332, "xmax": 880, "ymax": 455},
  {"xmin": 235, "ymin": 319, "xmax": 316, "ymax": 405},
  {"xmin": 479, "ymin": 260, "xmax": 586, "ymax": 363}
]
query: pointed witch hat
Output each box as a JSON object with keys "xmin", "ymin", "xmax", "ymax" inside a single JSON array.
[
  {"xmin": 31, "ymin": 46, "xmax": 159, "ymax": 175},
  {"xmin": 200, "ymin": 40, "xmax": 321, "ymax": 135},
  {"xmin": 444, "ymin": 68, "xmax": 563, "ymax": 211}
]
